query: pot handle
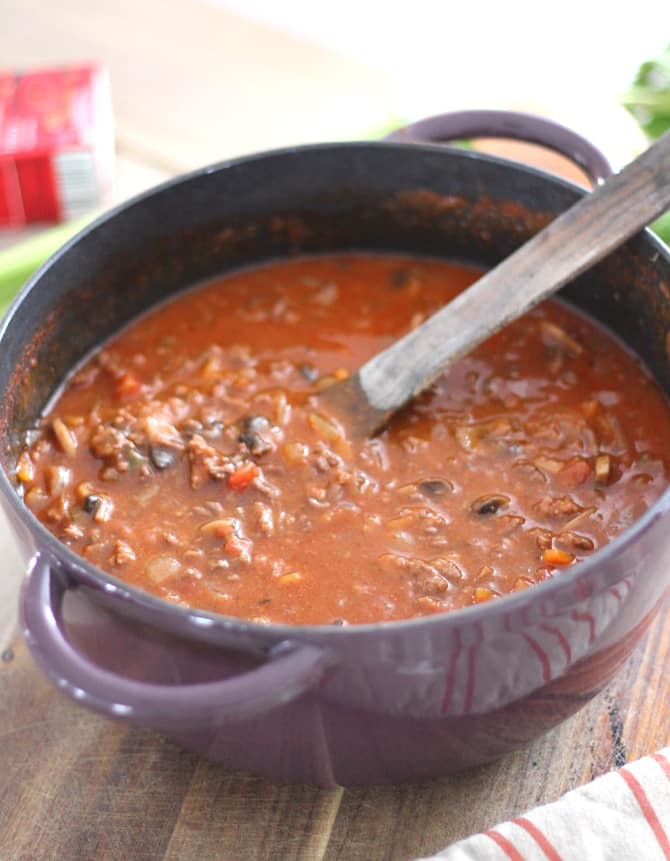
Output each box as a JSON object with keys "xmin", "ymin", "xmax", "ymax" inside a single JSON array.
[
  {"xmin": 21, "ymin": 556, "xmax": 328, "ymax": 729},
  {"xmin": 386, "ymin": 109, "xmax": 613, "ymax": 185}
]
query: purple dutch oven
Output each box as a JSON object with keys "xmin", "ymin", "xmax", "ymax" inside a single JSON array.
[{"xmin": 1, "ymin": 112, "xmax": 669, "ymax": 786}]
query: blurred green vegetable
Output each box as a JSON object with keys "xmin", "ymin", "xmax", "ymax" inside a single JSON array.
[
  {"xmin": 0, "ymin": 215, "xmax": 94, "ymax": 318},
  {"xmin": 652, "ymin": 210, "xmax": 670, "ymax": 244},
  {"xmin": 368, "ymin": 116, "xmax": 409, "ymax": 139},
  {"xmin": 622, "ymin": 43, "xmax": 670, "ymax": 243}
]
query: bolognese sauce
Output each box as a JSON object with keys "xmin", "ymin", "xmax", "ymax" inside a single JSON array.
[{"xmin": 15, "ymin": 255, "xmax": 670, "ymax": 624}]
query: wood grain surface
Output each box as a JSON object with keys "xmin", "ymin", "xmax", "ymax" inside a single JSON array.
[{"xmin": 0, "ymin": 595, "xmax": 667, "ymax": 861}]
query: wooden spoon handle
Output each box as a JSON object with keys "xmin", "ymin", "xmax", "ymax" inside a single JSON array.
[{"xmin": 323, "ymin": 130, "xmax": 670, "ymax": 437}]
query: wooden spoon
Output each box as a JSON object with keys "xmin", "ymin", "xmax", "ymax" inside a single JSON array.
[{"xmin": 319, "ymin": 130, "xmax": 670, "ymax": 438}]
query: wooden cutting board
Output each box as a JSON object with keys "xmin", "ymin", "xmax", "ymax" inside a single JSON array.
[{"xmin": 0, "ymin": 600, "xmax": 667, "ymax": 860}]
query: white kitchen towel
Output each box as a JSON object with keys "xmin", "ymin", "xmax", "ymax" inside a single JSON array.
[{"xmin": 419, "ymin": 747, "xmax": 670, "ymax": 860}]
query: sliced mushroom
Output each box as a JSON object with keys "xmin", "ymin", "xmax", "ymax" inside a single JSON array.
[
  {"xmin": 92, "ymin": 496, "xmax": 114, "ymax": 523},
  {"xmin": 557, "ymin": 531, "xmax": 595, "ymax": 552},
  {"xmin": 299, "ymin": 363, "xmax": 319, "ymax": 382},
  {"xmin": 82, "ymin": 493, "xmax": 101, "ymax": 514},
  {"xmin": 238, "ymin": 415, "xmax": 272, "ymax": 456},
  {"xmin": 150, "ymin": 445, "xmax": 179, "ymax": 470},
  {"xmin": 470, "ymin": 494, "xmax": 510, "ymax": 515},
  {"xmin": 418, "ymin": 477, "xmax": 453, "ymax": 498}
]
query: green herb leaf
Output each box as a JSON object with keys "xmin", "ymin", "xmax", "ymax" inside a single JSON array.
[
  {"xmin": 622, "ymin": 46, "xmax": 670, "ymax": 140},
  {"xmin": 622, "ymin": 44, "xmax": 670, "ymax": 244}
]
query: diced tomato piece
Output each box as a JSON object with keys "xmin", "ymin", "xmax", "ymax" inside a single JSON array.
[
  {"xmin": 115, "ymin": 371, "xmax": 143, "ymax": 400},
  {"xmin": 224, "ymin": 535, "xmax": 252, "ymax": 560},
  {"xmin": 558, "ymin": 457, "xmax": 591, "ymax": 487},
  {"xmin": 228, "ymin": 462, "xmax": 259, "ymax": 491}
]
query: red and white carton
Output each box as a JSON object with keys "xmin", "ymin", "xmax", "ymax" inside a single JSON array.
[{"xmin": 0, "ymin": 63, "xmax": 114, "ymax": 228}]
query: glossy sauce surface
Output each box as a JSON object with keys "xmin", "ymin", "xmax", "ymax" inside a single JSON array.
[{"xmin": 17, "ymin": 255, "xmax": 670, "ymax": 624}]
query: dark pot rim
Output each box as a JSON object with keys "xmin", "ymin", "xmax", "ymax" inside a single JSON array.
[{"xmin": 3, "ymin": 139, "xmax": 670, "ymax": 641}]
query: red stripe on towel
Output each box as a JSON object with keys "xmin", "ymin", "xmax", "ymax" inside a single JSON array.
[
  {"xmin": 484, "ymin": 830, "xmax": 524, "ymax": 861},
  {"xmin": 514, "ymin": 816, "xmax": 564, "ymax": 861},
  {"xmin": 651, "ymin": 752, "xmax": 670, "ymax": 782},
  {"xmin": 618, "ymin": 767, "xmax": 670, "ymax": 859}
]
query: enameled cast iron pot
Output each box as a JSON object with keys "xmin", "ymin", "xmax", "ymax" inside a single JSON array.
[{"xmin": 2, "ymin": 112, "xmax": 670, "ymax": 786}]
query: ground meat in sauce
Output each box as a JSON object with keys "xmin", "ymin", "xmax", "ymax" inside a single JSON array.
[{"xmin": 15, "ymin": 254, "xmax": 670, "ymax": 625}]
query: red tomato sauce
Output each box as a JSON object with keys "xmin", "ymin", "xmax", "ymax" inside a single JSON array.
[{"xmin": 16, "ymin": 255, "xmax": 670, "ymax": 625}]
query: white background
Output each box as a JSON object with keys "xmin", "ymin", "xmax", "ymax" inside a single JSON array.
[{"xmin": 207, "ymin": 0, "xmax": 668, "ymax": 165}]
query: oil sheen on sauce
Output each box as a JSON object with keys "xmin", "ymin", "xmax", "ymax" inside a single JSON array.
[{"xmin": 17, "ymin": 255, "xmax": 670, "ymax": 625}]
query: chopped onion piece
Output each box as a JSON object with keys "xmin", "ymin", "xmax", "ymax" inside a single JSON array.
[
  {"xmin": 46, "ymin": 465, "xmax": 72, "ymax": 496},
  {"xmin": 146, "ymin": 555, "xmax": 181, "ymax": 583},
  {"xmin": 540, "ymin": 320, "xmax": 583, "ymax": 356},
  {"xmin": 52, "ymin": 418, "xmax": 77, "ymax": 457},
  {"xmin": 595, "ymin": 454, "xmax": 611, "ymax": 484}
]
